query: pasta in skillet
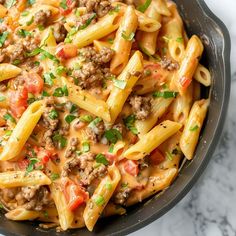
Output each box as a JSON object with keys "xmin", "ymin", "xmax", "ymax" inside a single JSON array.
[{"xmin": 0, "ymin": 0, "xmax": 210, "ymax": 232}]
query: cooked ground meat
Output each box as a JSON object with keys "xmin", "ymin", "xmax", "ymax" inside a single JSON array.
[
  {"xmin": 22, "ymin": 35, "xmax": 40, "ymax": 52},
  {"xmin": 0, "ymin": 0, "xmax": 5, "ymax": 4},
  {"xmin": 34, "ymin": 10, "xmax": 52, "ymax": 26},
  {"xmin": 0, "ymin": 188, "xmax": 19, "ymax": 203},
  {"xmin": 76, "ymin": 13, "xmax": 97, "ymax": 29},
  {"xmin": 53, "ymin": 23, "xmax": 67, "ymax": 43},
  {"xmin": 113, "ymin": 123, "xmax": 125, "ymax": 135},
  {"xmin": 113, "ymin": 187, "xmax": 131, "ymax": 205},
  {"xmin": 80, "ymin": 0, "xmax": 112, "ymax": 18},
  {"xmin": 86, "ymin": 119, "xmax": 105, "ymax": 142},
  {"xmin": 62, "ymin": 152, "xmax": 107, "ymax": 186},
  {"xmin": 161, "ymin": 57, "xmax": 179, "ymax": 71},
  {"xmin": 4, "ymin": 42, "xmax": 25, "ymax": 63},
  {"xmin": 129, "ymin": 95, "xmax": 152, "ymax": 120},
  {"xmin": 65, "ymin": 137, "xmax": 79, "ymax": 158},
  {"xmin": 80, "ymin": 46, "xmax": 114, "ymax": 65},
  {"xmin": 15, "ymin": 186, "xmax": 52, "ymax": 211}
]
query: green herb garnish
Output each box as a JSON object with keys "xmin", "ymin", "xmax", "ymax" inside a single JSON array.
[
  {"xmin": 190, "ymin": 125, "xmax": 199, "ymax": 131},
  {"xmin": 82, "ymin": 141, "xmax": 90, "ymax": 152},
  {"xmin": 137, "ymin": 0, "xmax": 152, "ymax": 13},
  {"xmin": 121, "ymin": 31, "xmax": 135, "ymax": 41},
  {"xmin": 104, "ymin": 129, "xmax": 122, "ymax": 144},
  {"xmin": 65, "ymin": 114, "xmax": 76, "ymax": 124},
  {"xmin": 3, "ymin": 113, "xmax": 16, "ymax": 123},
  {"xmin": 0, "ymin": 32, "xmax": 9, "ymax": 47},
  {"xmin": 48, "ymin": 109, "xmax": 58, "ymax": 120},
  {"xmin": 123, "ymin": 115, "xmax": 138, "ymax": 135},
  {"xmin": 95, "ymin": 153, "xmax": 109, "ymax": 165},
  {"xmin": 153, "ymin": 91, "xmax": 178, "ymax": 99},
  {"xmin": 79, "ymin": 115, "xmax": 93, "ymax": 123},
  {"xmin": 113, "ymin": 79, "xmax": 127, "ymax": 89},
  {"xmin": 52, "ymin": 133, "xmax": 67, "ymax": 148}
]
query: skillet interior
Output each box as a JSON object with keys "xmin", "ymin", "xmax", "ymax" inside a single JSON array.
[{"xmin": 0, "ymin": 0, "xmax": 231, "ymax": 235}]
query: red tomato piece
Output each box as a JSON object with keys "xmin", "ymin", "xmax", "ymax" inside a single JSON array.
[
  {"xmin": 103, "ymin": 152, "xmax": 117, "ymax": 164},
  {"xmin": 55, "ymin": 43, "xmax": 78, "ymax": 60},
  {"xmin": 9, "ymin": 86, "xmax": 28, "ymax": 118},
  {"xmin": 37, "ymin": 148, "xmax": 52, "ymax": 164},
  {"xmin": 62, "ymin": 178, "xmax": 88, "ymax": 211},
  {"xmin": 18, "ymin": 159, "xmax": 29, "ymax": 170},
  {"xmin": 179, "ymin": 76, "xmax": 192, "ymax": 90},
  {"xmin": 59, "ymin": 0, "xmax": 74, "ymax": 15},
  {"xmin": 150, "ymin": 148, "xmax": 165, "ymax": 165},
  {"xmin": 124, "ymin": 160, "xmax": 139, "ymax": 177},
  {"xmin": 25, "ymin": 73, "xmax": 44, "ymax": 94}
]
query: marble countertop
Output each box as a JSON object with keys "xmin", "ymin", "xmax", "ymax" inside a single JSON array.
[{"xmin": 131, "ymin": 0, "xmax": 236, "ymax": 236}]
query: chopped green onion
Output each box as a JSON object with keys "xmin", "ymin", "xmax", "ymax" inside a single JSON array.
[
  {"xmin": 43, "ymin": 72, "xmax": 55, "ymax": 86},
  {"xmin": 59, "ymin": 0, "xmax": 67, "ymax": 9},
  {"xmin": 176, "ymin": 37, "xmax": 183, "ymax": 43},
  {"xmin": 17, "ymin": 29, "xmax": 31, "ymax": 38},
  {"xmin": 56, "ymin": 66, "xmax": 67, "ymax": 75},
  {"xmin": 26, "ymin": 16, "xmax": 34, "ymax": 26},
  {"xmin": 79, "ymin": 115, "xmax": 93, "ymax": 123},
  {"xmin": 27, "ymin": 0, "xmax": 35, "ymax": 5},
  {"xmin": 137, "ymin": 0, "xmax": 152, "ymax": 13},
  {"xmin": 78, "ymin": 13, "xmax": 97, "ymax": 30},
  {"xmin": 95, "ymin": 153, "xmax": 109, "ymax": 165},
  {"xmin": 52, "ymin": 133, "xmax": 67, "ymax": 148},
  {"xmin": 26, "ymin": 158, "xmax": 39, "ymax": 174},
  {"xmin": 42, "ymin": 91, "xmax": 50, "ymax": 97},
  {"xmin": 82, "ymin": 141, "xmax": 90, "ymax": 152},
  {"xmin": 50, "ymin": 173, "xmax": 60, "ymax": 181},
  {"xmin": 189, "ymin": 125, "xmax": 199, "ymax": 131},
  {"xmin": 53, "ymin": 85, "xmax": 68, "ymax": 97},
  {"xmin": 0, "ymin": 96, "xmax": 6, "ymax": 102},
  {"xmin": 94, "ymin": 195, "xmax": 105, "ymax": 206},
  {"xmin": 5, "ymin": 130, "xmax": 12, "ymax": 136},
  {"xmin": 65, "ymin": 114, "xmax": 76, "ymax": 124},
  {"xmin": 70, "ymin": 104, "xmax": 78, "ymax": 113},
  {"xmin": 166, "ymin": 151, "xmax": 173, "ymax": 161},
  {"xmin": 105, "ymin": 182, "xmax": 112, "ymax": 190},
  {"xmin": 48, "ymin": 109, "xmax": 58, "ymax": 120},
  {"xmin": 3, "ymin": 113, "xmax": 16, "ymax": 123},
  {"xmin": 121, "ymin": 31, "xmax": 135, "ymax": 41},
  {"xmin": 109, "ymin": 5, "xmax": 120, "ymax": 15},
  {"xmin": 108, "ymin": 144, "xmax": 114, "ymax": 153},
  {"xmin": 104, "ymin": 129, "xmax": 122, "ymax": 144},
  {"xmin": 88, "ymin": 117, "xmax": 102, "ymax": 128},
  {"xmin": 21, "ymin": 11, "xmax": 29, "ymax": 16},
  {"xmin": 12, "ymin": 59, "xmax": 21, "ymax": 65},
  {"xmin": 107, "ymin": 38, "xmax": 114, "ymax": 44},
  {"xmin": 121, "ymin": 182, "xmax": 128, "ymax": 188},
  {"xmin": 0, "ymin": 32, "xmax": 9, "ymax": 47},
  {"xmin": 123, "ymin": 115, "xmax": 138, "ymax": 135},
  {"xmin": 153, "ymin": 91, "xmax": 178, "ymax": 99}
]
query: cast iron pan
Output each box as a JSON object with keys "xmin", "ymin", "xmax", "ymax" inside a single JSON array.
[{"xmin": 0, "ymin": 0, "xmax": 231, "ymax": 235}]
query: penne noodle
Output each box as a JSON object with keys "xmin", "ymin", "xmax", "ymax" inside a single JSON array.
[
  {"xmin": 83, "ymin": 165, "xmax": 121, "ymax": 231},
  {"xmin": 110, "ymin": 6, "xmax": 138, "ymax": 75},
  {"xmin": 93, "ymin": 40, "xmax": 112, "ymax": 52},
  {"xmin": 194, "ymin": 64, "xmax": 211, "ymax": 87},
  {"xmin": 0, "ymin": 170, "xmax": 51, "ymax": 188},
  {"xmin": 152, "ymin": 0, "xmax": 171, "ymax": 16},
  {"xmin": 180, "ymin": 99, "xmax": 209, "ymax": 159},
  {"xmin": 0, "ymin": 4, "xmax": 7, "ymax": 18},
  {"xmin": 0, "ymin": 101, "xmax": 44, "ymax": 161},
  {"xmin": 0, "ymin": 63, "xmax": 22, "ymax": 82},
  {"xmin": 61, "ymin": 77, "xmax": 111, "ymax": 122},
  {"xmin": 124, "ymin": 120, "xmax": 182, "ymax": 160},
  {"xmin": 5, "ymin": 208, "xmax": 41, "ymax": 221},
  {"xmin": 107, "ymin": 50, "xmax": 143, "ymax": 124}
]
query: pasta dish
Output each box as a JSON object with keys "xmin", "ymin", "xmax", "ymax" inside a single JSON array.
[{"xmin": 0, "ymin": 0, "xmax": 211, "ymax": 232}]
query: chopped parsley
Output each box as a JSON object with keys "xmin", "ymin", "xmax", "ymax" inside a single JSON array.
[
  {"xmin": 65, "ymin": 114, "xmax": 76, "ymax": 124},
  {"xmin": 104, "ymin": 129, "xmax": 122, "ymax": 144},
  {"xmin": 53, "ymin": 85, "xmax": 68, "ymax": 97},
  {"xmin": 82, "ymin": 141, "xmax": 90, "ymax": 152},
  {"xmin": 0, "ymin": 32, "xmax": 9, "ymax": 47},
  {"xmin": 153, "ymin": 91, "xmax": 178, "ymax": 99},
  {"xmin": 94, "ymin": 195, "xmax": 105, "ymax": 206},
  {"xmin": 190, "ymin": 125, "xmax": 199, "ymax": 131},
  {"xmin": 113, "ymin": 79, "xmax": 127, "ymax": 89},
  {"xmin": 48, "ymin": 110, "xmax": 58, "ymax": 120},
  {"xmin": 52, "ymin": 133, "xmax": 67, "ymax": 148},
  {"xmin": 26, "ymin": 158, "xmax": 39, "ymax": 174},
  {"xmin": 137, "ymin": 0, "xmax": 152, "ymax": 13},
  {"xmin": 3, "ymin": 113, "xmax": 16, "ymax": 123},
  {"xmin": 123, "ymin": 115, "xmax": 138, "ymax": 135},
  {"xmin": 95, "ymin": 153, "xmax": 109, "ymax": 165},
  {"xmin": 121, "ymin": 31, "xmax": 135, "ymax": 41}
]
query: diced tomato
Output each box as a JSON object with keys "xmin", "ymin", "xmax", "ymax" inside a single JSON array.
[
  {"xmin": 56, "ymin": 43, "xmax": 78, "ymax": 60},
  {"xmin": 37, "ymin": 149, "xmax": 52, "ymax": 164},
  {"xmin": 59, "ymin": 0, "xmax": 75, "ymax": 15},
  {"xmin": 124, "ymin": 160, "xmax": 139, "ymax": 177},
  {"xmin": 62, "ymin": 178, "xmax": 88, "ymax": 211},
  {"xmin": 179, "ymin": 76, "xmax": 192, "ymax": 90},
  {"xmin": 150, "ymin": 148, "xmax": 165, "ymax": 165},
  {"xmin": 25, "ymin": 73, "xmax": 44, "ymax": 94},
  {"xmin": 9, "ymin": 87, "xmax": 28, "ymax": 118},
  {"xmin": 103, "ymin": 152, "xmax": 117, "ymax": 164},
  {"xmin": 18, "ymin": 159, "xmax": 29, "ymax": 170}
]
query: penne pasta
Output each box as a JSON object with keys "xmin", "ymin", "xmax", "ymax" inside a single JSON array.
[
  {"xmin": 110, "ymin": 5, "xmax": 138, "ymax": 75},
  {"xmin": 0, "ymin": 63, "xmax": 22, "ymax": 82},
  {"xmin": 0, "ymin": 4, "xmax": 7, "ymax": 18},
  {"xmin": 124, "ymin": 120, "xmax": 182, "ymax": 160},
  {"xmin": 194, "ymin": 64, "xmax": 211, "ymax": 87},
  {"xmin": 107, "ymin": 50, "xmax": 143, "ymax": 124},
  {"xmin": 0, "ymin": 101, "xmax": 44, "ymax": 161},
  {"xmin": 5, "ymin": 208, "xmax": 41, "ymax": 221},
  {"xmin": 83, "ymin": 165, "xmax": 121, "ymax": 231},
  {"xmin": 180, "ymin": 99, "xmax": 209, "ymax": 159},
  {"xmin": 0, "ymin": 170, "xmax": 51, "ymax": 188}
]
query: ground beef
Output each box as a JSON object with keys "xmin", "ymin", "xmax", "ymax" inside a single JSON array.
[
  {"xmin": 53, "ymin": 23, "xmax": 67, "ymax": 43},
  {"xmin": 4, "ymin": 42, "xmax": 25, "ymax": 63},
  {"xmin": 113, "ymin": 123, "xmax": 124, "ymax": 135},
  {"xmin": 80, "ymin": 46, "xmax": 114, "ymax": 65},
  {"xmin": 65, "ymin": 137, "xmax": 79, "ymax": 158},
  {"xmin": 80, "ymin": 0, "xmax": 112, "ymax": 18},
  {"xmin": 113, "ymin": 187, "xmax": 131, "ymax": 205},
  {"xmin": 0, "ymin": 0, "xmax": 5, "ymax": 4},
  {"xmin": 0, "ymin": 188, "xmax": 19, "ymax": 203},
  {"xmin": 62, "ymin": 152, "xmax": 107, "ymax": 186},
  {"xmin": 86, "ymin": 119, "xmax": 105, "ymax": 142},
  {"xmin": 161, "ymin": 57, "xmax": 179, "ymax": 71},
  {"xmin": 22, "ymin": 35, "xmax": 40, "ymax": 52},
  {"xmin": 129, "ymin": 95, "xmax": 152, "ymax": 120},
  {"xmin": 34, "ymin": 10, "xmax": 52, "ymax": 26},
  {"xmin": 76, "ymin": 13, "xmax": 97, "ymax": 28}
]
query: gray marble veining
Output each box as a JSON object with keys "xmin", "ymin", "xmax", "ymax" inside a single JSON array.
[{"xmin": 131, "ymin": 1, "xmax": 236, "ymax": 235}]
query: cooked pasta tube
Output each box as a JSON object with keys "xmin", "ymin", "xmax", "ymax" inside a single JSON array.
[
  {"xmin": 134, "ymin": 76, "xmax": 160, "ymax": 95},
  {"xmin": 35, "ymin": 0, "xmax": 60, "ymax": 7},
  {"xmin": 107, "ymin": 51, "xmax": 143, "ymax": 124},
  {"xmin": 0, "ymin": 63, "xmax": 22, "ymax": 82},
  {"xmin": 93, "ymin": 40, "xmax": 112, "ymax": 52},
  {"xmin": 110, "ymin": 6, "xmax": 138, "ymax": 75},
  {"xmin": 124, "ymin": 120, "xmax": 182, "ymax": 160},
  {"xmin": 137, "ymin": 3, "xmax": 162, "ymax": 55},
  {"xmin": 83, "ymin": 165, "xmax": 121, "ymax": 231},
  {"xmin": 171, "ymin": 35, "xmax": 204, "ymax": 95},
  {"xmin": 0, "ymin": 170, "xmax": 51, "ymax": 188},
  {"xmin": 112, "ymin": 3, "xmax": 161, "ymax": 32},
  {"xmin": 180, "ymin": 99, "xmax": 209, "ymax": 159},
  {"xmin": 136, "ymin": 97, "xmax": 174, "ymax": 136},
  {"xmin": 170, "ymin": 82, "xmax": 193, "ymax": 125},
  {"xmin": 126, "ymin": 168, "xmax": 177, "ymax": 206},
  {"xmin": 61, "ymin": 77, "xmax": 111, "ymax": 122},
  {"xmin": 0, "ymin": 4, "xmax": 7, "ymax": 18},
  {"xmin": 102, "ymin": 203, "xmax": 126, "ymax": 217},
  {"xmin": 194, "ymin": 64, "xmax": 211, "ymax": 87},
  {"xmin": 152, "ymin": 0, "xmax": 171, "ymax": 16},
  {"xmin": 72, "ymin": 12, "xmax": 123, "ymax": 48},
  {"xmin": 0, "ymin": 100, "xmax": 44, "ymax": 161},
  {"xmin": 192, "ymin": 80, "xmax": 201, "ymax": 101},
  {"xmin": 50, "ymin": 182, "xmax": 74, "ymax": 231}
]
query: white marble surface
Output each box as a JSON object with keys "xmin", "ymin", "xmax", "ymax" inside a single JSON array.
[{"xmin": 131, "ymin": 1, "xmax": 236, "ymax": 236}]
